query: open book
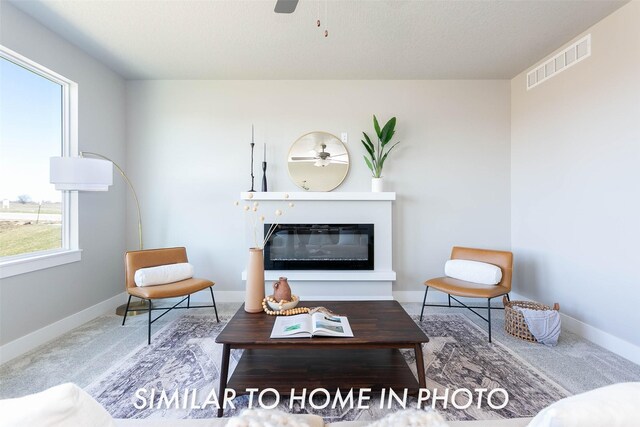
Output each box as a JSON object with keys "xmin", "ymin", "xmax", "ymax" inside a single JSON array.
[{"xmin": 270, "ymin": 312, "xmax": 354, "ymax": 338}]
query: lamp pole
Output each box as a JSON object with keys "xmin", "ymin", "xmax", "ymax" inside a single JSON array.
[
  {"xmin": 80, "ymin": 152, "xmax": 143, "ymax": 250},
  {"xmin": 80, "ymin": 152, "xmax": 148, "ymax": 316}
]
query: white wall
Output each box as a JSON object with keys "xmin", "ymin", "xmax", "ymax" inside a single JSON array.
[
  {"xmin": 126, "ymin": 80, "xmax": 511, "ymax": 298},
  {"xmin": 511, "ymin": 2, "xmax": 640, "ymax": 347},
  {"xmin": 0, "ymin": 3, "xmax": 127, "ymax": 348}
]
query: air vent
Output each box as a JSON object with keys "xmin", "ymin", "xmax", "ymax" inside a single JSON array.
[{"xmin": 526, "ymin": 34, "xmax": 591, "ymax": 90}]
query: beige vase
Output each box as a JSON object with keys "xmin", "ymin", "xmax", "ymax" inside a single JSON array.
[{"xmin": 245, "ymin": 248, "xmax": 265, "ymax": 313}]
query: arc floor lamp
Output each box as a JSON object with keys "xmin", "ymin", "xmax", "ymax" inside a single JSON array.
[{"xmin": 50, "ymin": 152, "xmax": 148, "ymax": 316}]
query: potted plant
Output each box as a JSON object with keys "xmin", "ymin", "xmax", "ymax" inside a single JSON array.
[{"xmin": 361, "ymin": 115, "xmax": 400, "ymax": 192}]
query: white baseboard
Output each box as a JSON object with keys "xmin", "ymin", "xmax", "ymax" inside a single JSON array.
[
  {"xmin": 0, "ymin": 292, "xmax": 127, "ymax": 365},
  {"xmin": 510, "ymin": 292, "xmax": 640, "ymax": 366},
  {"xmin": 393, "ymin": 291, "xmax": 425, "ymax": 302},
  {"xmin": 187, "ymin": 290, "xmax": 244, "ymax": 303}
]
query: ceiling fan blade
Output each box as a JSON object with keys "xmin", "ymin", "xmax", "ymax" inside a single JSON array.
[
  {"xmin": 274, "ymin": 0, "xmax": 299, "ymax": 14},
  {"xmin": 291, "ymin": 156, "xmax": 316, "ymax": 160}
]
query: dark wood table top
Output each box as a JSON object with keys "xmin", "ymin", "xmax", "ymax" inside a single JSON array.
[{"xmin": 216, "ymin": 300, "xmax": 429, "ymax": 348}]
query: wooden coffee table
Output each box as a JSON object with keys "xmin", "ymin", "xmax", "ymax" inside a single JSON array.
[{"xmin": 215, "ymin": 300, "xmax": 429, "ymax": 417}]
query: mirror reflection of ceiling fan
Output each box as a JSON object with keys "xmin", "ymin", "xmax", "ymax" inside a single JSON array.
[
  {"xmin": 274, "ymin": 0, "xmax": 299, "ymax": 14},
  {"xmin": 291, "ymin": 143, "xmax": 348, "ymax": 167}
]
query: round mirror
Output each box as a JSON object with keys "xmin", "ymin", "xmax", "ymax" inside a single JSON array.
[{"xmin": 287, "ymin": 132, "xmax": 350, "ymax": 192}]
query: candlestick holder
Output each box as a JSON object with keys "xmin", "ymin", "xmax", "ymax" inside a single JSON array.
[
  {"xmin": 248, "ymin": 142, "xmax": 255, "ymax": 192},
  {"xmin": 261, "ymin": 161, "xmax": 268, "ymax": 192}
]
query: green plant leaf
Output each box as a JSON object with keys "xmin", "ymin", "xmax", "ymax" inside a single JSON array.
[
  {"xmin": 362, "ymin": 132, "xmax": 374, "ymax": 152},
  {"xmin": 382, "ymin": 129, "xmax": 395, "ymax": 147},
  {"xmin": 380, "ymin": 117, "xmax": 396, "ymax": 145},
  {"xmin": 363, "ymin": 155, "xmax": 374, "ymax": 174},
  {"xmin": 361, "ymin": 139, "xmax": 375, "ymax": 158},
  {"xmin": 379, "ymin": 141, "xmax": 400, "ymax": 170},
  {"xmin": 373, "ymin": 115, "xmax": 381, "ymax": 139}
]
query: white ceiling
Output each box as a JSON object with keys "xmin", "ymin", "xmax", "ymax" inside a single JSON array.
[{"xmin": 9, "ymin": 0, "xmax": 628, "ymax": 80}]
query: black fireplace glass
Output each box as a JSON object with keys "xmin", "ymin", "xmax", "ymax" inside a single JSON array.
[{"xmin": 264, "ymin": 224, "xmax": 374, "ymax": 270}]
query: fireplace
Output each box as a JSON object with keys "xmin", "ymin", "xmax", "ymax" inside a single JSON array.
[{"xmin": 264, "ymin": 224, "xmax": 374, "ymax": 270}]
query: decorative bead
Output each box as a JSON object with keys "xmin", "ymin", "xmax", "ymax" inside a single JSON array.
[{"xmin": 262, "ymin": 296, "xmax": 310, "ymax": 316}]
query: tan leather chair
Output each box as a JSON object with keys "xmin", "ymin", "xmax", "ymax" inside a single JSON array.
[
  {"xmin": 122, "ymin": 247, "xmax": 219, "ymax": 344},
  {"xmin": 420, "ymin": 246, "xmax": 513, "ymax": 343}
]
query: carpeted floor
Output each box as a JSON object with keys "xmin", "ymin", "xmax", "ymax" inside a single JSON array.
[
  {"xmin": 84, "ymin": 312, "xmax": 566, "ymax": 422},
  {"xmin": 1, "ymin": 302, "xmax": 639, "ymax": 421}
]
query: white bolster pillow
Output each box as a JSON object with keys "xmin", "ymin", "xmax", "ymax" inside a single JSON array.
[
  {"xmin": 444, "ymin": 259, "xmax": 502, "ymax": 285},
  {"xmin": 134, "ymin": 263, "xmax": 194, "ymax": 287}
]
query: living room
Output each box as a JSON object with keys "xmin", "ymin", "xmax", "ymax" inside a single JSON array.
[{"xmin": 0, "ymin": 0, "xmax": 639, "ymax": 426}]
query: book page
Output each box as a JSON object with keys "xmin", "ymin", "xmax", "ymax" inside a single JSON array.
[
  {"xmin": 270, "ymin": 314, "xmax": 313, "ymax": 338},
  {"xmin": 311, "ymin": 312, "xmax": 354, "ymax": 337}
]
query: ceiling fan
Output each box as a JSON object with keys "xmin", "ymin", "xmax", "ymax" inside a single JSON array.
[
  {"xmin": 291, "ymin": 143, "xmax": 348, "ymax": 167},
  {"xmin": 274, "ymin": 0, "xmax": 299, "ymax": 14},
  {"xmin": 275, "ymin": 0, "xmax": 331, "ymax": 37}
]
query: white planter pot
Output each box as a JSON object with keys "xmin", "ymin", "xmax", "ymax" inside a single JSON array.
[{"xmin": 371, "ymin": 177, "xmax": 384, "ymax": 192}]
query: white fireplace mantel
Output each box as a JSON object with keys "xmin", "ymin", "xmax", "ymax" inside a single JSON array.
[
  {"xmin": 240, "ymin": 191, "xmax": 396, "ymax": 300},
  {"xmin": 240, "ymin": 192, "xmax": 396, "ymax": 201}
]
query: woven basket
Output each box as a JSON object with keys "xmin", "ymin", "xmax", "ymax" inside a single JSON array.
[{"xmin": 503, "ymin": 296, "xmax": 560, "ymax": 343}]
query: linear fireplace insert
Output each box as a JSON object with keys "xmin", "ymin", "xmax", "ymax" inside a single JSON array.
[{"xmin": 264, "ymin": 224, "xmax": 374, "ymax": 270}]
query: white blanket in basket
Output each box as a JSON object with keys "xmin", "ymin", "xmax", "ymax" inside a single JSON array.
[{"xmin": 514, "ymin": 306, "xmax": 561, "ymax": 346}]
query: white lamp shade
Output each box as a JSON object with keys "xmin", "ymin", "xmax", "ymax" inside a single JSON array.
[{"xmin": 50, "ymin": 157, "xmax": 113, "ymax": 191}]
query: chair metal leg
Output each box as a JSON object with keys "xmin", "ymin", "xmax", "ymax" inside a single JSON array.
[
  {"xmin": 187, "ymin": 295, "xmax": 190, "ymax": 308},
  {"xmin": 209, "ymin": 287, "xmax": 219, "ymax": 323},
  {"xmin": 147, "ymin": 299, "xmax": 152, "ymax": 345},
  {"xmin": 505, "ymin": 293, "xmax": 510, "ymax": 302},
  {"xmin": 448, "ymin": 294, "xmax": 452, "ymax": 307},
  {"xmin": 122, "ymin": 295, "xmax": 132, "ymax": 326},
  {"xmin": 420, "ymin": 286, "xmax": 429, "ymax": 321},
  {"xmin": 487, "ymin": 297, "xmax": 492, "ymax": 343}
]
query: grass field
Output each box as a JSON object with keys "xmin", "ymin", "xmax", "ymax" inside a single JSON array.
[
  {"xmin": 0, "ymin": 221, "xmax": 62, "ymax": 257},
  {"xmin": 1, "ymin": 201, "xmax": 62, "ymax": 215}
]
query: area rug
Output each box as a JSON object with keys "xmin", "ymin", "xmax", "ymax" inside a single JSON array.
[{"xmin": 86, "ymin": 312, "xmax": 567, "ymax": 422}]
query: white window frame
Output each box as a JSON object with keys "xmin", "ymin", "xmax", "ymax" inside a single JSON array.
[{"xmin": 0, "ymin": 45, "xmax": 81, "ymax": 279}]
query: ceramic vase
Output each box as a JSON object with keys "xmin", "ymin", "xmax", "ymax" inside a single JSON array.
[
  {"xmin": 273, "ymin": 277, "xmax": 292, "ymax": 302},
  {"xmin": 245, "ymin": 248, "xmax": 265, "ymax": 313},
  {"xmin": 371, "ymin": 177, "xmax": 384, "ymax": 192}
]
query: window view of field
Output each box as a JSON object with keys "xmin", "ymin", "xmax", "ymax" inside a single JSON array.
[
  {"xmin": 1, "ymin": 57, "xmax": 64, "ymax": 259},
  {"xmin": 0, "ymin": 200, "xmax": 62, "ymax": 257}
]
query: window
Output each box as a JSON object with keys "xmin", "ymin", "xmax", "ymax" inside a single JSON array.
[{"xmin": 0, "ymin": 45, "xmax": 80, "ymax": 278}]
